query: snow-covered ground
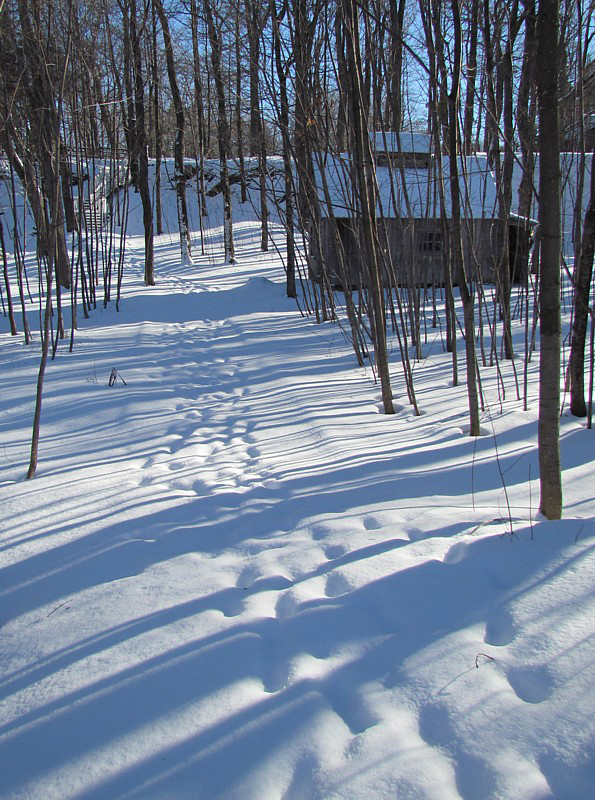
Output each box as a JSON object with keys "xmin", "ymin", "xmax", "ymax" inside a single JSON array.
[{"xmin": 0, "ymin": 169, "xmax": 594, "ymax": 799}]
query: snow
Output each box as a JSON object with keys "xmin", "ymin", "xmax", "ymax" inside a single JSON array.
[
  {"xmin": 316, "ymin": 151, "xmax": 592, "ymax": 231},
  {"xmin": 0, "ymin": 162, "xmax": 594, "ymax": 799},
  {"xmin": 315, "ymin": 153, "xmax": 500, "ymax": 219},
  {"xmin": 370, "ymin": 131, "xmax": 433, "ymax": 156}
]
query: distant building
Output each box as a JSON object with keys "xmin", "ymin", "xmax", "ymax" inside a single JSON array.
[
  {"xmin": 563, "ymin": 113, "xmax": 595, "ymax": 152},
  {"xmin": 310, "ymin": 133, "xmax": 532, "ymax": 288}
]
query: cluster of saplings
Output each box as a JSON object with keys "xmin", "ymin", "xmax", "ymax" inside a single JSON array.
[{"xmin": 1, "ymin": 0, "xmax": 593, "ymax": 520}]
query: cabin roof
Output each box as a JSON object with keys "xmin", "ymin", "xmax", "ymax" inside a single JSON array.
[
  {"xmin": 370, "ymin": 131, "xmax": 433, "ymax": 156},
  {"xmin": 314, "ymin": 153, "xmax": 499, "ymax": 220}
]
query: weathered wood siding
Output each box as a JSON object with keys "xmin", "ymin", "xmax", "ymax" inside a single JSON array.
[{"xmin": 312, "ymin": 216, "xmax": 525, "ymax": 288}]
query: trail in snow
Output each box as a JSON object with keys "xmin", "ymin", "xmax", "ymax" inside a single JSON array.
[{"xmin": 0, "ymin": 177, "xmax": 593, "ymax": 800}]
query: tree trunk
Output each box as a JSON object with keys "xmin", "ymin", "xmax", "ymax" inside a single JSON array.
[
  {"xmin": 569, "ymin": 151, "xmax": 595, "ymax": 416},
  {"xmin": 462, "ymin": 0, "xmax": 479, "ymax": 154},
  {"xmin": 154, "ymin": 0, "xmax": 191, "ymax": 263},
  {"xmin": 334, "ymin": 3, "xmax": 349, "ymax": 151},
  {"xmin": 342, "ymin": 0, "xmax": 394, "ymax": 414},
  {"xmin": 128, "ymin": 0, "xmax": 154, "ymax": 284},
  {"xmin": 0, "ymin": 215, "xmax": 18, "ymax": 335},
  {"xmin": 292, "ymin": 0, "xmax": 319, "ymax": 229},
  {"xmin": 387, "ymin": 0, "xmax": 406, "ymax": 132},
  {"xmin": 205, "ymin": 0, "xmax": 235, "ymax": 263},
  {"xmin": 190, "ymin": 0, "xmax": 208, "ymax": 222},
  {"xmin": 536, "ymin": 0, "xmax": 563, "ymax": 519},
  {"xmin": 235, "ymin": 17, "xmax": 248, "ymax": 204},
  {"xmin": 498, "ymin": 3, "xmax": 521, "ymax": 359},
  {"xmin": 24, "ymin": 0, "xmax": 73, "ymax": 478},
  {"xmin": 449, "ymin": 0, "xmax": 480, "ymax": 436},
  {"xmin": 15, "ymin": 0, "xmax": 71, "ymax": 289},
  {"xmin": 247, "ymin": 0, "xmax": 270, "ymax": 251},
  {"xmin": 151, "ymin": 0, "xmax": 163, "ymax": 235},
  {"xmin": 272, "ymin": 0, "xmax": 296, "ymax": 297},
  {"xmin": 517, "ymin": 1, "xmax": 537, "ymax": 257}
]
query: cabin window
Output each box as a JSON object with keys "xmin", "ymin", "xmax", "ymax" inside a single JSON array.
[
  {"xmin": 417, "ymin": 231, "xmax": 442, "ymax": 254},
  {"xmin": 376, "ymin": 153, "xmax": 430, "ymax": 169}
]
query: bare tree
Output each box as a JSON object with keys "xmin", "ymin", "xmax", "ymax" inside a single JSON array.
[
  {"xmin": 154, "ymin": 0, "xmax": 192, "ymax": 263},
  {"xmin": 246, "ymin": 0, "xmax": 270, "ymax": 251},
  {"xmin": 0, "ymin": 215, "xmax": 18, "ymax": 336},
  {"xmin": 190, "ymin": 0, "xmax": 208, "ymax": 232},
  {"xmin": 569, "ymin": 144, "xmax": 595, "ymax": 417},
  {"xmin": 151, "ymin": 0, "xmax": 163, "ymax": 236},
  {"xmin": 271, "ymin": 0, "xmax": 297, "ymax": 297},
  {"xmin": 120, "ymin": 0, "xmax": 154, "ymax": 284},
  {"xmin": 462, "ymin": 0, "xmax": 479, "ymax": 154},
  {"xmin": 25, "ymin": 0, "xmax": 74, "ymax": 478},
  {"xmin": 448, "ymin": 0, "xmax": 481, "ymax": 435},
  {"xmin": 536, "ymin": 0, "xmax": 563, "ymax": 519},
  {"xmin": 205, "ymin": 0, "xmax": 236, "ymax": 263},
  {"xmin": 342, "ymin": 0, "xmax": 394, "ymax": 414}
]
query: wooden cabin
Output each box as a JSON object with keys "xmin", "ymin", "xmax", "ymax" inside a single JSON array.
[{"xmin": 310, "ymin": 134, "xmax": 532, "ymax": 289}]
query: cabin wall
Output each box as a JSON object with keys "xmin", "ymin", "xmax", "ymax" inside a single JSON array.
[{"xmin": 314, "ymin": 217, "xmax": 508, "ymax": 288}]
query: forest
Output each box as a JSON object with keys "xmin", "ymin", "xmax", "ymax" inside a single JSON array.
[
  {"xmin": 0, "ymin": 0, "xmax": 594, "ymax": 519},
  {"xmin": 1, "ymin": 3, "xmax": 595, "ymax": 798}
]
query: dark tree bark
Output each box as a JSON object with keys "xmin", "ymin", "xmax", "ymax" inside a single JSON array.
[
  {"xmin": 387, "ymin": 0, "xmax": 406, "ymax": 132},
  {"xmin": 449, "ymin": 0, "xmax": 480, "ymax": 435},
  {"xmin": 60, "ymin": 157, "xmax": 77, "ymax": 233},
  {"xmin": 517, "ymin": 1, "xmax": 538, "ymax": 225},
  {"xmin": 569, "ymin": 150, "xmax": 595, "ymax": 417},
  {"xmin": 418, "ymin": 0, "xmax": 457, "ymax": 375},
  {"xmin": 246, "ymin": 0, "xmax": 270, "ymax": 251},
  {"xmin": 234, "ymin": 16, "xmax": 248, "ymax": 204},
  {"xmin": 271, "ymin": 0, "xmax": 296, "ymax": 297},
  {"xmin": 430, "ymin": 0, "xmax": 451, "ymax": 152},
  {"xmin": 119, "ymin": 3, "xmax": 138, "ymax": 187},
  {"xmin": 1, "ymin": 125, "xmax": 49, "ymax": 267},
  {"xmin": 151, "ymin": 0, "xmax": 163, "ymax": 235},
  {"xmin": 15, "ymin": 0, "xmax": 72, "ymax": 289},
  {"xmin": 463, "ymin": 0, "xmax": 479, "ymax": 154},
  {"xmin": 500, "ymin": 5, "xmax": 521, "ymax": 359},
  {"xmin": 127, "ymin": 0, "xmax": 154, "ymax": 284},
  {"xmin": 536, "ymin": 0, "xmax": 563, "ymax": 519},
  {"xmin": 342, "ymin": 0, "xmax": 394, "ymax": 414},
  {"xmin": 291, "ymin": 0, "xmax": 321, "ymax": 227},
  {"xmin": 334, "ymin": 2, "xmax": 349, "ymax": 152},
  {"xmin": 0, "ymin": 215, "xmax": 18, "ymax": 336},
  {"xmin": 205, "ymin": 0, "xmax": 235, "ymax": 263},
  {"xmin": 190, "ymin": 0, "xmax": 208, "ymax": 221},
  {"xmin": 154, "ymin": 0, "xmax": 191, "ymax": 262},
  {"xmin": 24, "ymin": 0, "xmax": 74, "ymax": 478}
]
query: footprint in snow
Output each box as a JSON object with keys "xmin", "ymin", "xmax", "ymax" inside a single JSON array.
[
  {"xmin": 443, "ymin": 540, "xmax": 469, "ymax": 564},
  {"xmin": 484, "ymin": 607, "xmax": 517, "ymax": 646},
  {"xmin": 261, "ymin": 657, "xmax": 291, "ymax": 694},
  {"xmin": 218, "ymin": 589, "xmax": 247, "ymax": 618},
  {"xmin": 324, "ymin": 571, "xmax": 353, "ymax": 597},
  {"xmin": 323, "ymin": 683, "xmax": 379, "ymax": 735},
  {"xmin": 236, "ymin": 565, "xmax": 261, "ymax": 589},
  {"xmin": 362, "ymin": 515, "xmax": 382, "ymax": 531},
  {"xmin": 417, "ymin": 699, "xmax": 500, "ymax": 798},
  {"xmin": 275, "ymin": 591, "xmax": 300, "ymax": 620},
  {"xmin": 506, "ymin": 664, "xmax": 554, "ymax": 704},
  {"xmin": 323, "ymin": 544, "xmax": 347, "ymax": 560},
  {"xmin": 311, "ymin": 523, "xmax": 332, "ymax": 541}
]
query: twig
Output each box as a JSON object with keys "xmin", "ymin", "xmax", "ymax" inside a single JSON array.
[
  {"xmin": 86, "ymin": 362, "xmax": 98, "ymax": 384},
  {"xmin": 529, "ymin": 464, "xmax": 534, "ymax": 540},
  {"xmin": 47, "ymin": 600, "xmax": 70, "ymax": 617},
  {"xmin": 108, "ymin": 367, "xmax": 127, "ymax": 386},
  {"xmin": 475, "ymin": 653, "xmax": 495, "ymax": 668},
  {"xmin": 575, "ymin": 523, "xmax": 585, "ymax": 543}
]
